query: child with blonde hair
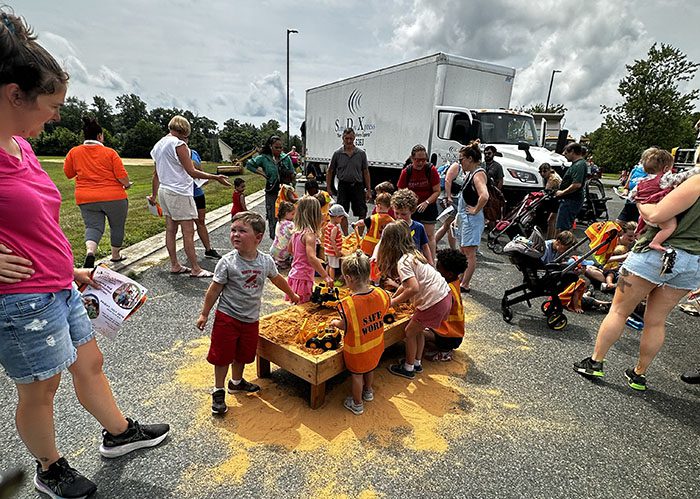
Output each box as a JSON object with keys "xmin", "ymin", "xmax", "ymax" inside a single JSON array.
[
  {"xmin": 288, "ymin": 196, "xmax": 333, "ymax": 302},
  {"xmin": 377, "ymin": 221, "xmax": 451, "ymax": 379},
  {"xmin": 331, "ymin": 250, "xmax": 390, "ymax": 415},
  {"xmin": 270, "ymin": 201, "xmax": 295, "ymax": 269},
  {"xmin": 356, "ymin": 192, "xmax": 394, "ymax": 256}
]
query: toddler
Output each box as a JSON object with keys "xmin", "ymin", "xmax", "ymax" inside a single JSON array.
[
  {"xmin": 288, "ymin": 196, "xmax": 333, "ymax": 302},
  {"xmin": 197, "ymin": 212, "xmax": 299, "ymax": 415},
  {"xmin": 424, "ymin": 249, "xmax": 468, "ymax": 361},
  {"xmin": 231, "ymin": 177, "xmax": 247, "ymax": 218},
  {"xmin": 270, "ymin": 201, "xmax": 295, "ymax": 269},
  {"xmin": 330, "ymin": 251, "xmax": 390, "ymax": 415},
  {"xmin": 377, "ymin": 222, "xmax": 451, "ymax": 379},
  {"xmin": 324, "ymin": 204, "xmax": 347, "ymax": 286}
]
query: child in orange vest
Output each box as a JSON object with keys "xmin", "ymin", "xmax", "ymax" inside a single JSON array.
[
  {"xmin": 331, "ymin": 250, "xmax": 391, "ymax": 415},
  {"xmin": 424, "ymin": 249, "xmax": 468, "ymax": 361},
  {"xmin": 356, "ymin": 192, "xmax": 394, "ymax": 256},
  {"xmin": 324, "ymin": 204, "xmax": 347, "ymax": 286},
  {"xmin": 377, "ymin": 221, "xmax": 451, "ymax": 379}
]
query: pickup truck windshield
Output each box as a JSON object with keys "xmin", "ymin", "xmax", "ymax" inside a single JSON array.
[{"xmin": 475, "ymin": 113, "xmax": 538, "ymax": 146}]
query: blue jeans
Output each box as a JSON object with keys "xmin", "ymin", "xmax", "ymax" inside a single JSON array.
[
  {"xmin": 623, "ymin": 248, "xmax": 700, "ymax": 290},
  {"xmin": 0, "ymin": 285, "xmax": 95, "ymax": 384},
  {"xmin": 556, "ymin": 197, "xmax": 584, "ymax": 231}
]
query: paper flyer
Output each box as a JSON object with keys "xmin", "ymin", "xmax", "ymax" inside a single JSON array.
[
  {"xmin": 146, "ymin": 196, "xmax": 163, "ymax": 217},
  {"xmin": 80, "ymin": 265, "xmax": 148, "ymax": 339}
]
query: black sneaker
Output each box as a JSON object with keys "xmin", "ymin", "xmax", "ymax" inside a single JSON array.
[
  {"xmin": 34, "ymin": 457, "xmax": 97, "ymax": 499},
  {"xmin": 99, "ymin": 418, "xmax": 170, "ymax": 458},
  {"xmin": 205, "ymin": 249, "xmax": 222, "ymax": 260},
  {"xmin": 227, "ymin": 378, "xmax": 260, "ymax": 393},
  {"xmin": 212, "ymin": 389, "xmax": 227, "ymax": 415},
  {"xmin": 625, "ymin": 367, "xmax": 647, "ymax": 391},
  {"xmin": 680, "ymin": 368, "xmax": 700, "ymax": 384},
  {"xmin": 399, "ymin": 358, "xmax": 423, "ymax": 373},
  {"xmin": 573, "ymin": 356, "xmax": 605, "ymax": 377},
  {"xmin": 660, "ymin": 248, "xmax": 676, "ymax": 275},
  {"xmin": 388, "ymin": 363, "xmax": 415, "ymax": 379},
  {"xmin": 83, "ymin": 253, "xmax": 95, "ymax": 269}
]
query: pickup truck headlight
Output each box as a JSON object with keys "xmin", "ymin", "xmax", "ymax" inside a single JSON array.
[{"xmin": 506, "ymin": 169, "xmax": 539, "ymax": 184}]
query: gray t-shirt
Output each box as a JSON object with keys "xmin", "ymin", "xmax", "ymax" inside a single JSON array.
[
  {"xmin": 485, "ymin": 160, "xmax": 504, "ymax": 185},
  {"xmin": 213, "ymin": 250, "xmax": 279, "ymax": 322},
  {"xmin": 329, "ymin": 146, "xmax": 369, "ymax": 183}
]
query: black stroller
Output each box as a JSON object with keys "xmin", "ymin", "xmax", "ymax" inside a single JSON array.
[
  {"xmin": 500, "ymin": 224, "xmax": 619, "ymax": 330},
  {"xmin": 487, "ymin": 190, "xmax": 553, "ymax": 254},
  {"xmin": 577, "ymin": 177, "xmax": 612, "ymax": 224}
]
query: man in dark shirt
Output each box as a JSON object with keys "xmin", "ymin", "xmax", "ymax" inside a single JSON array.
[
  {"xmin": 484, "ymin": 145, "xmax": 504, "ymax": 190},
  {"xmin": 326, "ymin": 128, "xmax": 372, "ymax": 227},
  {"xmin": 555, "ymin": 142, "xmax": 588, "ymax": 233}
]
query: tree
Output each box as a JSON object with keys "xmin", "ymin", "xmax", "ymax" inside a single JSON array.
[
  {"xmin": 56, "ymin": 96, "xmax": 89, "ymax": 134},
  {"xmin": 114, "ymin": 94, "xmax": 149, "ymax": 133},
  {"xmin": 219, "ymin": 119, "xmax": 261, "ymax": 158},
  {"xmin": 520, "ymin": 103, "xmax": 568, "ymax": 114},
  {"xmin": 590, "ymin": 43, "xmax": 699, "ymax": 171},
  {"xmin": 33, "ymin": 127, "xmax": 80, "ymax": 156},
  {"xmin": 120, "ymin": 119, "xmax": 163, "ymax": 158},
  {"xmin": 90, "ymin": 96, "xmax": 114, "ymax": 132}
]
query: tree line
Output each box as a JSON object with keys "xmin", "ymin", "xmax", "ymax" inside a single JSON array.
[{"xmin": 31, "ymin": 93, "xmax": 303, "ymax": 161}]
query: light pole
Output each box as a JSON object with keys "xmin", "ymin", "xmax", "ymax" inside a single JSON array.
[
  {"xmin": 545, "ymin": 69, "xmax": 561, "ymax": 112},
  {"xmin": 286, "ymin": 28, "xmax": 298, "ymax": 150}
]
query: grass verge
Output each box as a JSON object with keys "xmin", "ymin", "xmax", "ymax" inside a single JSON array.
[{"xmin": 41, "ymin": 158, "xmax": 265, "ymax": 265}]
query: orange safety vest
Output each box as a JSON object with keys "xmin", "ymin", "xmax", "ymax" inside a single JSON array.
[
  {"xmin": 433, "ymin": 281, "xmax": 464, "ymax": 338},
  {"xmin": 360, "ymin": 213, "xmax": 394, "ymax": 256},
  {"xmin": 275, "ymin": 184, "xmax": 298, "ymax": 218},
  {"xmin": 339, "ymin": 287, "xmax": 390, "ymax": 373}
]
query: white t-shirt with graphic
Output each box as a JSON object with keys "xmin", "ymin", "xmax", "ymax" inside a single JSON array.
[{"xmin": 213, "ymin": 249, "xmax": 279, "ymax": 322}]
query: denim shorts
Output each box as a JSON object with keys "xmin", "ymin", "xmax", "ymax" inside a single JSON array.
[
  {"xmin": 556, "ymin": 197, "xmax": 584, "ymax": 231},
  {"xmin": 622, "ymin": 248, "xmax": 700, "ymax": 290},
  {"xmin": 0, "ymin": 285, "xmax": 95, "ymax": 384},
  {"xmin": 456, "ymin": 210, "xmax": 485, "ymax": 247}
]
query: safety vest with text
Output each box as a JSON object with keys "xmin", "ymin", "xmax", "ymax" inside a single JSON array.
[
  {"xmin": 433, "ymin": 281, "xmax": 464, "ymax": 338},
  {"xmin": 360, "ymin": 213, "xmax": 394, "ymax": 256},
  {"xmin": 339, "ymin": 286, "xmax": 390, "ymax": 373}
]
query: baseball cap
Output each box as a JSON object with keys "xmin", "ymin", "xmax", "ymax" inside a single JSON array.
[{"xmin": 329, "ymin": 204, "xmax": 349, "ymax": 217}]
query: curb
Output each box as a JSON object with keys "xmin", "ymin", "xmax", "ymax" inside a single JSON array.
[{"xmin": 105, "ymin": 190, "xmax": 266, "ymax": 277}]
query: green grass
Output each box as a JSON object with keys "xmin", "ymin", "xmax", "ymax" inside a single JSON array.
[{"xmin": 42, "ymin": 159, "xmax": 265, "ymax": 265}]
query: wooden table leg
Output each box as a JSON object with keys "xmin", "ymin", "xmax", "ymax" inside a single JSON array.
[
  {"xmin": 310, "ymin": 381, "xmax": 326, "ymax": 409},
  {"xmin": 257, "ymin": 356, "xmax": 271, "ymax": 378}
]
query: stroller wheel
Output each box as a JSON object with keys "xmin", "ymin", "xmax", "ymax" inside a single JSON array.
[
  {"xmin": 546, "ymin": 313, "xmax": 568, "ymax": 330},
  {"xmin": 502, "ymin": 307, "xmax": 513, "ymax": 323},
  {"xmin": 491, "ymin": 242, "xmax": 504, "ymax": 255},
  {"xmin": 541, "ymin": 300, "xmax": 552, "ymax": 314}
]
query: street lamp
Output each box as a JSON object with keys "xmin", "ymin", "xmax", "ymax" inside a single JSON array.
[
  {"xmin": 286, "ymin": 28, "xmax": 298, "ymax": 150},
  {"xmin": 545, "ymin": 69, "xmax": 562, "ymax": 112}
]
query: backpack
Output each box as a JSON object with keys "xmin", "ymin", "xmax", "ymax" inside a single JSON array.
[
  {"xmin": 437, "ymin": 163, "xmax": 451, "ymax": 190},
  {"xmin": 462, "ymin": 168, "xmax": 505, "ymax": 221},
  {"xmin": 405, "ymin": 163, "xmax": 433, "ymax": 185}
]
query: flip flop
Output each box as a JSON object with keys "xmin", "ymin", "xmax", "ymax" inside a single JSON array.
[
  {"xmin": 679, "ymin": 304, "xmax": 700, "ymax": 317},
  {"xmin": 110, "ymin": 256, "xmax": 127, "ymax": 263},
  {"xmin": 460, "ymin": 286, "xmax": 471, "ymax": 294},
  {"xmin": 190, "ymin": 269, "xmax": 214, "ymax": 278},
  {"xmin": 170, "ymin": 266, "xmax": 191, "ymax": 275}
]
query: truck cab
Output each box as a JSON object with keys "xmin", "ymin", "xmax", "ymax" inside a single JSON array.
[{"xmin": 431, "ymin": 108, "xmax": 568, "ymax": 203}]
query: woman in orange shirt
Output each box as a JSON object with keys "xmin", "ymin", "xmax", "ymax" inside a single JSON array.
[{"xmin": 64, "ymin": 117, "xmax": 131, "ymax": 267}]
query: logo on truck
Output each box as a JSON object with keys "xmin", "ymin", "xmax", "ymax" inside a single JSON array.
[{"xmin": 347, "ymin": 89, "xmax": 362, "ymax": 115}]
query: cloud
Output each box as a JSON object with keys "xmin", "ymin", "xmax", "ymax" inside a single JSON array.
[
  {"xmin": 41, "ymin": 32, "xmax": 129, "ymax": 91},
  {"xmin": 389, "ymin": 0, "xmax": 648, "ymax": 135},
  {"xmin": 241, "ymin": 71, "xmax": 305, "ymax": 126}
]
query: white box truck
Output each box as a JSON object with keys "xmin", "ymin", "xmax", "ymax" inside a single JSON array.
[{"xmin": 304, "ymin": 52, "xmax": 568, "ymax": 201}]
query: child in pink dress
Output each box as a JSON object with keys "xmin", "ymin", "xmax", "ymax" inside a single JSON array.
[{"xmin": 287, "ymin": 196, "xmax": 333, "ymax": 302}]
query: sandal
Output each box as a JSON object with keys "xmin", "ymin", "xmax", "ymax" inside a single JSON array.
[
  {"xmin": 679, "ymin": 304, "xmax": 700, "ymax": 317},
  {"xmin": 170, "ymin": 266, "xmax": 191, "ymax": 275},
  {"xmin": 110, "ymin": 256, "xmax": 127, "ymax": 263},
  {"xmin": 460, "ymin": 286, "xmax": 471, "ymax": 294},
  {"xmin": 190, "ymin": 269, "xmax": 214, "ymax": 278}
]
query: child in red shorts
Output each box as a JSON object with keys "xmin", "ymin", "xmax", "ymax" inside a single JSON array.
[{"xmin": 196, "ymin": 212, "xmax": 299, "ymax": 415}]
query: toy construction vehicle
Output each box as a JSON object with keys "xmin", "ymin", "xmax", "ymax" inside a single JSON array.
[
  {"xmin": 305, "ymin": 325, "xmax": 343, "ymax": 351},
  {"xmin": 383, "ymin": 307, "xmax": 397, "ymax": 324},
  {"xmin": 310, "ymin": 283, "xmax": 339, "ymax": 307}
]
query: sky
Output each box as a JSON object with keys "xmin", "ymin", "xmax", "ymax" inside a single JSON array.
[{"xmin": 10, "ymin": 0, "xmax": 700, "ymax": 138}]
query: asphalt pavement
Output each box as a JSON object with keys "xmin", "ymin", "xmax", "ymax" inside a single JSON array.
[{"xmin": 1, "ymin": 184, "xmax": 698, "ymax": 499}]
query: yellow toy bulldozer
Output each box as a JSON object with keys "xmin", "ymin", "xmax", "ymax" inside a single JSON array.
[
  {"xmin": 310, "ymin": 283, "xmax": 339, "ymax": 307},
  {"xmin": 305, "ymin": 326, "xmax": 343, "ymax": 351}
]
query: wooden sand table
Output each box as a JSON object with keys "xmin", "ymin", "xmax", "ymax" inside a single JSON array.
[{"xmin": 257, "ymin": 298, "xmax": 413, "ymax": 408}]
